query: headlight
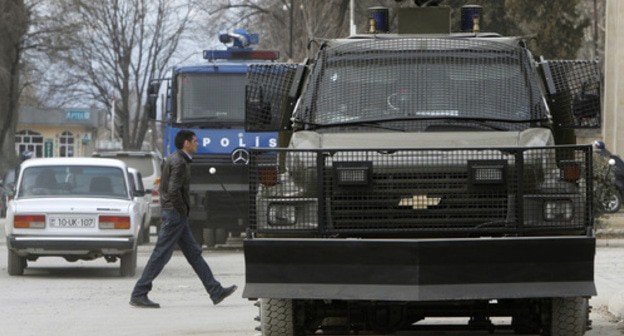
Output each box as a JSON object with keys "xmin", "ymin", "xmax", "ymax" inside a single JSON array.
[
  {"xmin": 470, "ymin": 160, "xmax": 506, "ymax": 184},
  {"xmin": 268, "ymin": 204, "xmax": 297, "ymax": 226},
  {"xmin": 334, "ymin": 161, "xmax": 372, "ymax": 186},
  {"xmin": 543, "ymin": 200, "xmax": 573, "ymax": 221}
]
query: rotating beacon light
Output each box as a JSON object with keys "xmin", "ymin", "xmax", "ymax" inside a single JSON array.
[
  {"xmin": 368, "ymin": 7, "xmax": 389, "ymax": 34},
  {"xmin": 461, "ymin": 5, "xmax": 483, "ymax": 33},
  {"xmin": 204, "ymin": 28, "xmax": 279, "ymax": 61}
]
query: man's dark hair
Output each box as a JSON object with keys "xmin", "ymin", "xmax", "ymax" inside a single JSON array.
[{"xmin": 175, "ymin": 130, "xmax": 196, "ymax": 150}]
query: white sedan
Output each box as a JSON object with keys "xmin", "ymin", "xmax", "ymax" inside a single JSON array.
[{"xmin": 5, "ymin": 157, "xmax": 141, "ymax": 277}]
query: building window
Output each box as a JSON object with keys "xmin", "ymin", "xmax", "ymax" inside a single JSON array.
[
  {"xmin": 15, "ymin": 130, "xmax": 43, "ymax": 158},
  {"xmin": 60, "ymin": 131, "xmax": 75, "ymax": 157}
]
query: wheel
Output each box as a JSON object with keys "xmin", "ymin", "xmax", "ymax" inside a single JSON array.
[
  {"xmin": 215, "ymin": 227, "xmax": 227, "ymax": 245},
  {"xmin": 8, "ymin": 249, "xmax": 25, "ymax": 276},
  {"xmin": 602, "ymin": 191, "xmax": 622, "ymax": 213},
  {"xmin": 261, "ymin": 298, "xmax": 296, "ymax": 336},
  {"xmin": 137, "ymin": 226, "xmax": 145, "ymax": 245},
  {"xmin": 204, "ymin": 228, "xmax": 216, "ymax": 248},
  {"xmin": 191, "ymin": 221, "xmax": 204, "ymax": 246},
  {"xmin": 142, "ymin": 224, "xmax": 150, "ymax": 244},
  {"xmin": 120, "ymin": 247, "xmax": 137, "ymax": 277},
  {"xmin": 137, "ymin": 216, "xmax": 149, "ymax": 245},
  {"xmin": 547, "ymin": 297, "xmax": 589, "ymax": 336}
]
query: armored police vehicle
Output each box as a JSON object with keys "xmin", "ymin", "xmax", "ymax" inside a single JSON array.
[{"xmin": 243, "ymin": 5, "xmax": 601, "ymax": 335}]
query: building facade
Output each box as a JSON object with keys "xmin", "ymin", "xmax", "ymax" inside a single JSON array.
[{"xmin": 15, "ymin": 106, "xmax": 103, "ymax": 158}]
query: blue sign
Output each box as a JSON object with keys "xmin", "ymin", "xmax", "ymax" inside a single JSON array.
[
  {"xmin": 65, "ymin": 110, "xmax": 90, "ymax": 120},
  {"xmin": 166, "ymin": 127, "xmax": 277, "ymax": 155}
]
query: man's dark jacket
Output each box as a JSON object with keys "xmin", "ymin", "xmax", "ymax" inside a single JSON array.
[{"xmin": 160, "ymin": 150, "xmax": 191, "ymax": 216}]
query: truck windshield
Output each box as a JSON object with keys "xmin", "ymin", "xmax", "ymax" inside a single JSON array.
[
  {"xmin": 177, "ymin": 73, "xmax": 246, "ymax": 122},
  {"xmin": 302, "ymin": 39, "xmax": 548, "ymax": 130}
]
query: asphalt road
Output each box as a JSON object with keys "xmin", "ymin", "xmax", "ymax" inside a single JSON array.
[{"xmin": 1, "ymin": 219, "xmax": 623, "ymax": 335}]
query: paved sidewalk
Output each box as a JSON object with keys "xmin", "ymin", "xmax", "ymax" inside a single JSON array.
[
  {"xmin": 3, "ymin": 215, "xmax": 624, "ymax": 322},
  {"xmin": 596, "ymin": 212, "xmax": 624, "ymax": 319}
]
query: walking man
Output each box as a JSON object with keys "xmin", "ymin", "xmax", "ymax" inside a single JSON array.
[{"xmin": 130, "ymin": 130, "xmax": 237, "ymax": 308}]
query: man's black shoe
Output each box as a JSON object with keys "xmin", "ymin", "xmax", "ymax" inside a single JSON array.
[
  {"xmin": 212, "ymin": 285, "xmax": 238, "ymax": 305},
  {"xmin": 130, "ymin": 295, "xmax": 160, "ymax": 308}
]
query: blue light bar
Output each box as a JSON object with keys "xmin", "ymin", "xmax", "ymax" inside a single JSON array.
[
  {"xmin": 203, "ymin": 50, "xmax": 279, "ymax": 61},
  {"xmin": 368, "ymin": 6, "xmax": 389, "ymax": 33},
  {"xmin": 461, "ymin": 5, "xmax": 483, "ymax": 33}
]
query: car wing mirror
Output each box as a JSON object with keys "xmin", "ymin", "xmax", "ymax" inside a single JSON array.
[
  {"xmin": 6, "ymin": 186, "xmax": 16, "ymax": 198},
  {"xmin": 133, "ymin": 190, "xmax": 145, "ymax": 197}
]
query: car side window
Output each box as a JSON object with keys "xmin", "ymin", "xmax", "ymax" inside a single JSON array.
[{"xmin": 127, "ymin": 172, "xmax": 136, "ymax": 192}]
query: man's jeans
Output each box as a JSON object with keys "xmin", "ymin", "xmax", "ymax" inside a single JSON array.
[{"xmin": 131, "ymin": 210, "xmax": 222, "ymax": 299}]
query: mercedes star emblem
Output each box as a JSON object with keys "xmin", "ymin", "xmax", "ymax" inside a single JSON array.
[{"xmin": 231, "ymin": 148, "xmax": 250, "ymax": 165}]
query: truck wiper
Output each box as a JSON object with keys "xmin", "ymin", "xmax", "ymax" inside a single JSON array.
[
  {"xmin": 424, "ymin": 119, "xmax": 508, "ymax": 131},
  {"xmin": 177, "ymin": 117, "xmax": 243, "ymax": 129},
  {"xmin": 301, "ymin": 120, "xmax": 406, "ymax": 132}
]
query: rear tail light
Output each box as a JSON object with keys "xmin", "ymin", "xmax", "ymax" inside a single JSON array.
[
  {"xmin": 151, "ymin": 178, "xmax": 160, "ymax": 204},
  {"xmin": 14, "ymin": 215, "xmax": 46, "ymax": 229},
  {"xmin": 99, "ymin": 215, "xmax": 131, "ymax": 229}
]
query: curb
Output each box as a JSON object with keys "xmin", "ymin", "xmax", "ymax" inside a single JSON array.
[
  {"xmin": 596, "ymin": 228, "xmax": 624, "ymax": 239},
  {"xmin": 608, "ymin": 291, "xmax": 624, "ymax": 320}
]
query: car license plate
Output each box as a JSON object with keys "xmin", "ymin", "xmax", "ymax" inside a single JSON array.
[{"xmin": 49, "ymin": 216, "xmax": 96, "ymax": 228}]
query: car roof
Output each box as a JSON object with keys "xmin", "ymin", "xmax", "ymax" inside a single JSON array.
[
  {"xmin": 20, "ymin": 157, "xmax": 128, "ymax": 169},
  {"xmin": 92, "ymin": 151, "xmax": 162, "ymax": 159}
]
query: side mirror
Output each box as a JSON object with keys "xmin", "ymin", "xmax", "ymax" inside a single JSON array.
[
  {"xmin": 245, "ymin": 63, "xmax": 300, "ymax": 132},
  {"xmin": 541, "ymin": 59, "xmax": 601, "ymax": 129},
  {"xmin": 144, "ymin": 188, "xmax": 152, "ymax": 194},
  {"xmin": 6, "ymin": 184, "xmax": 16, "ymax": 197},
  {"xmin": 133, "ymin": 190, "xmax": 145, "ymax": 197},
  {"xmin": 147, "ymin": 80, "xmax": 162, "ymax": 120}
]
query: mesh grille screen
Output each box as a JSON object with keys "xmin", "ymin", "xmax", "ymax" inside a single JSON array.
[
  {"xmin": 295, "ymin": 38, "xmax": 548, "ymax": 131},
  {"xmin": 245, "ymin": 63, "xmax": 298, "ymax": 131},
  {"xmin": 543, "ymin": 60, "xmax": 601, "ymax": 128},
  {"xmin": 249, "ymin": 146, "xmax": 592, "ymax": 237}
]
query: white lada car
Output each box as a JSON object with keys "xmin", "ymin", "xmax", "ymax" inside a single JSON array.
[{"xmin": 5, "ymin": 158, "xmax": 141, "ymax": 277}]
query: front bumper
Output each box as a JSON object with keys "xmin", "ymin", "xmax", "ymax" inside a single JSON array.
[
  {"xmin": 243, "ymin": 236, "xmax": 596, "ymax": 301},
  {"xmin": 8, "ymin": 235, "xmax": 136, "ymax": 255}
]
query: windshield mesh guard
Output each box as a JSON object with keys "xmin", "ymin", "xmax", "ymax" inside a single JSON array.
[{"xmin": 297, "ymin": 38, "xmax": 549, "ymax": 131}]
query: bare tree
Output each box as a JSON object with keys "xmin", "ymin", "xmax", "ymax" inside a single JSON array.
[
  {"xmin": 0, "ymin": 0, "xmax": 29, "ymax": 173},
  {"xmin": 195, "ymin": 0, "xmax": 402, "ymax": 63},
  {"xmin": 577, "ymin": 0, "xmax": 606, "ymax": 63},
  {"xmin": 39, "ymin": 0, "xmax": 193, "ymax": 149}
]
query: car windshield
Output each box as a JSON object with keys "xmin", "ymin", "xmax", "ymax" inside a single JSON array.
[{"xmin": 18, "ymin": 166, "xmax": 128, "ymax": 199}]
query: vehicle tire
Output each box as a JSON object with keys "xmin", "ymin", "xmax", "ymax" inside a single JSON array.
[
  {"xmin": 191, "ymin": 221, "xmax": 204, "ymax": 246},
  {"xmin": 215, "ymin": 227, "xmax": 227, "ymax": 245},
  {"xmin": 142, "ymin": 224, "xmax": 151, "ymax": 244},
  {"xmin": 120, "ymin": 247, "xmax": 137, "ymax": 277},
  {"xmin": 136, "ymin": 216, "xmax": 149, "ymax": 245},
  {"xmin": 603, "ymin": 191, "xmax": 622, "ymax": 213},
  {"xmin": 8, "ymin": 249, "xmax": 25, "ymax": 276},
  {"xmin": 137, "ymin": 226, "xmax": 145, "ymax": 245},
  {"xmin": 548, "ymin": 297, "xmax": 589, "ymax": 336},
  {"xmin": 261, "ymin": 298, "xmax": 296, "ymax": 336},
  {"xmin": 204, "ymin": 228, "xmax": 216, "ymax": 248}
]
